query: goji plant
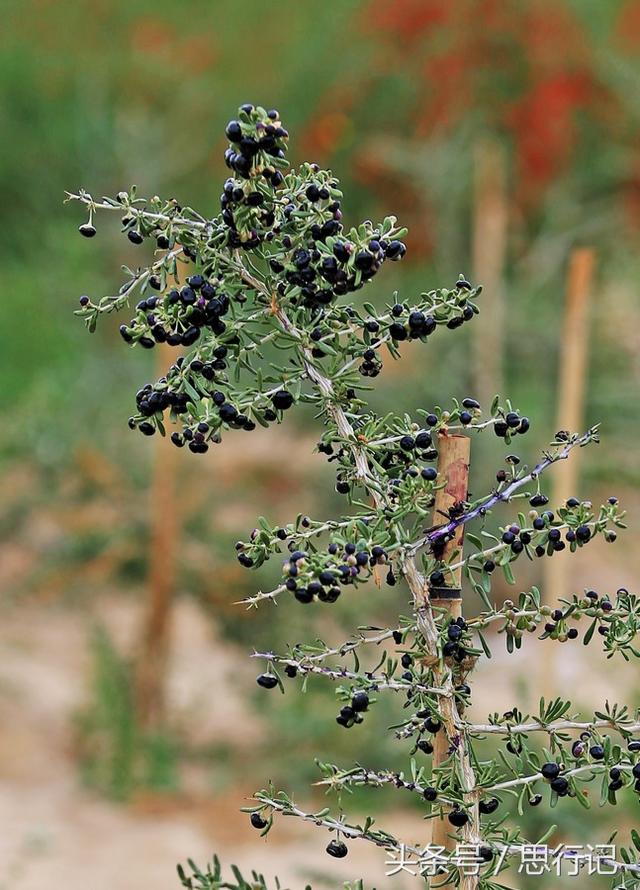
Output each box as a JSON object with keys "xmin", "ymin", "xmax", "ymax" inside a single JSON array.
[{"xmin": 68, "ymin": 104, "xmax": 638, "ymax": 889}]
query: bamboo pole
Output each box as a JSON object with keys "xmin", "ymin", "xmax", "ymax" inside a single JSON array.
[
  {"xmin": 542, "ymin": 248, "xmax": 595, "ymax": 606},
  {"xmin": 134, "ymin": 342, "xmax": 180, "ymax": 730},
  {"xmin": 429, "ymin": 432, "xmax": 471, "ymax": 852},
  {"xmin": 472, "ymin": 138, "xmax": 507, "ymax": 407},
  {"xmin": 539, "ymin": 249, "xmax": 594, "ymax": 697}
]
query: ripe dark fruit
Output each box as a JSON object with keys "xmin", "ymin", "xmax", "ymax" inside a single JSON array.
[
  {"xmin": 256, "ymin": 673, "xmax": 278, "ymax": 689},
  {"xmin": 294, "ymin": 588, "xmax": 313, "ymax": 604},
  {"xmin": 272, "ymin": 390, "xmax": 294, "ymax": 410},
  {"xmin": 226, "ymin": 120, "xmax": 243, "ymax": 142},
  {"xmin": 219, "ymin": 403, "xmax": 238, "ymax": 423},
  {"xmin": 127, "ymin": 230, "xmax": 144, "ymax": 245},
  {"xmin": 250, "ymin": 813, "xmax": 267, "ymax": 829},
  {"xmin": 448, "ymin": 808, "xmax": 469, "ymax": 827},
  {"xmin": 550, "ymin": 777, "xmax": 569, "ymax": 796},
  {"xmin": 541, "ymin": 762, "xmax": 561, "ymax": 780},
  {"xmin": 479, "ymin": 797, "xmax": 499, "ymax": 815},
  {"xmin": 590, "ymin": 745, "xmax": 605, "ymax": 760},
  {"xmin": 326, "ymin": 840, "xmax": 348, "ymax": 859},
  {"xmin": 389, "ymin": 322, "xmax": 407, "ymax": 341},
  {"xmin": 424, "ymin": 716, "xmax": 441, "ymax": 734},
  {"xmin": 385, "ymin": 240, "xmax": 406, "ymax": 260},
  {"xmin": 529, "ymin": 493, "xmax": 549, "ymax": 507},
  {"xmin": 79, "ymin": 223, "xmax": 96, "ymax": 238},
  {"xmin": 351, "ymin": 691, "xmax": 369, "ymax": 712}
]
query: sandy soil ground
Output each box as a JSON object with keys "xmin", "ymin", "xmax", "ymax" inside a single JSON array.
[
  {"xmin": 0, "ymin": 517, "xmax": 638, "ymax": 890},
  {"xmin": 0, "ymin": 596, "xmax": 425, "ymax": 889}
]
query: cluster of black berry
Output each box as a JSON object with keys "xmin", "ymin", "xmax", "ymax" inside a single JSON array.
[
  {"xmin": 493, "ymin": 410, "xmax": 530, "ymax": 439},
  {"xmin": 355, "ymin": 398, "xmax": 491, "ymax": 488},
  {"xmin": 383, "ymin": 278, "xmax": 476, "ymax": 344},
  {"xmin": 540, "ymin": 605, "xmax": 581, "ymax": 641},
  {"xmin": 220, "ymin": 105, "xmax": 289, "ymax": 249},
  {"xmin": 271, "ymin": 226, "xmax": 407, "ymax": 313},
  {"xmin": 224, "ymin": 104, "xmax": 289, "ymax": 183},
  {"xmin": 222, "ymin": 108, "xmax": 409, "ymax": 295},
  {"xmin": 422, "ymin": 615, "xmax": 472, "ymax": 664},
  {"xmin": 498, "ymin": 523, "xmax": 534, "ymax": 556},
  {"xmin": 129, "ymin": 351, "xmax": 296, "ymax": 446},
  {"xmin": 543, "ymin": 588, "xmax": 615, "ymax": 644},
  {"xmin": 131, "ymin": 383, "xmax": 183, "ymax": 438},
  {"xmin": 250, "ymin": 540, "xmax": 390, "ymax": 604},
  {"xmin": 413, "ymin": 706, "xmax": 442, "ymax": 756},
  {"xmin": 328, "ymin": 424, "xmax": 441, "ymax": 500},
  {"xmin": 531, "ymin": 504, "xmax": 598, "ymax": 557},
  {"xmin": 357, "ymin": 346, "xmax": 383, "ymax": 378},
  {"xmin": 336, "ymin": 690, "xmax": 369, "ymax": 729},
  {"xmin": 203, "ymin": 388, "xmax": 294, "ymax": 440},
  {"xmin": 384, "ymin": 429, "xmax": 440, "ymax": 470},
  {"xmin": 538, "ymin": 761, "xmax": 570, "ymax": 798},
  {"xmin": 119, "ymin": 273, "xmax": 231, "ymax": 350},
  {"xmin": 220, "ymin": 176, "xmax": 277, "ymax": 249},
  {"xmin": 541, "ymin": 743, "xmax": 640, "ymax": 800}
]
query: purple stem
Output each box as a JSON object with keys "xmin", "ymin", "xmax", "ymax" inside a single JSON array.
[{"xmin": 423, "ymin": 428, "xmax": 596, "ymax": 548}]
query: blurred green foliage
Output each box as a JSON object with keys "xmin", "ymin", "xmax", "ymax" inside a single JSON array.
[{"xmin": 77, "ymin": 624, "xmax": 179, "ymax": 799}]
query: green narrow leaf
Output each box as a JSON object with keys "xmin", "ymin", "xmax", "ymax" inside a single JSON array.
[
  {"xmin": 502, "ymin": 562, "xmax": 515, "ymax": 585},
  {"xmin": 574, "ymin": 787, "xmax": 591, "ymax": 810},
  {"xmin": 477, "ymin": 630, "xmax": 492, "ymax": 659},
  {"xmin": 583, "ymin": 618, "xmax": 598, "ymax": 646},
  {"xmin": 473, "ymin": 581, "xmax": 493, "ymax": 611}
]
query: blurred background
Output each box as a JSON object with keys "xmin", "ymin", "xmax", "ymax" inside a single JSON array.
[{"xmin": 1, "ymin": 0, "xmax": 640, "ymax": 887}]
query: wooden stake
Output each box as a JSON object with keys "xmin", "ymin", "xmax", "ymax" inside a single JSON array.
[
  {"xmin": 429, "ymin": 432, "xmax": 471, "ymax": 851},
  {"xmin": 542, "ymin": 248, "xmax": 595, "ymax": 607},
  {"xmin": 472, "ymin": 138, "xmax": 508, "ymax": 407},
  {"xmin": 134, "ymin": 340, "xmax": 180, "ymax": 730}
]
